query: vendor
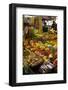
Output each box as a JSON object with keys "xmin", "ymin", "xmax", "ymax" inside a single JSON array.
[{"xmin": 51, "ymin": 21, "xmax": 57, "ymax": 31}]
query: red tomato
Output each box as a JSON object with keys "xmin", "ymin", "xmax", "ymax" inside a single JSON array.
[{"xmin": 53, "ymin": 59, "xmax": 57, "ymax": 66}]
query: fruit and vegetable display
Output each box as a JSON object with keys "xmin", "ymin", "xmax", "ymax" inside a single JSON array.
[{"xmin": 23, "ymin": 15, "xmax": 57, "ymax": 75}]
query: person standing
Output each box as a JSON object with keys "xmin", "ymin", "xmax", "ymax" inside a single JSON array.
[
  {"xmin": 51, "ymin": 21, "xmax": 57, "ymax": 31},
  {"xmin": 43, "ymin": 22, "xmax": 48, "ymax": 32}
]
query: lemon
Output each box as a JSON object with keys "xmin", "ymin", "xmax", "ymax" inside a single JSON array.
[{"xmin": 43, "ymin": 56, "xmax": 48, "ymax": 62}]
